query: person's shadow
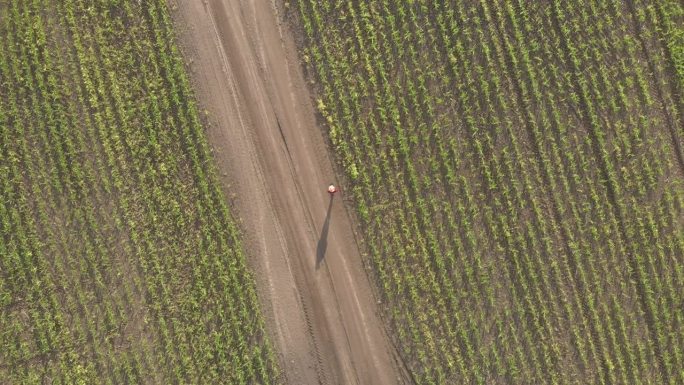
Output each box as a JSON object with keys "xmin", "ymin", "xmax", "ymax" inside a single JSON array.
[{"xmin": 316, "ymin": 195, "xmax": 334, "ymax": 269}]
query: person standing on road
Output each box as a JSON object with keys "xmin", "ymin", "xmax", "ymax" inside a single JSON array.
[{"xmin": 328, "ymin": 184, "xmax": 337, "ymax": 195}]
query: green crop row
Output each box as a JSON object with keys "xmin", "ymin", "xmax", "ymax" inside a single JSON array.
[
  {"xmin": 0, "ymin": 0, "xmax": 279, "ymax": 384},
  {"xmin": 291, "ymin": 0, "xmax": 684, "ymax": 383}
]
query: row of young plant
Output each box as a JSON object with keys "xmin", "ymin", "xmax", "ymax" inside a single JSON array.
[
  {"xmin": 478, "ymin": 0, "xmax": 677, "ymax": 381},
  {"xmin": 494, "ymin": 1, "xmax": 653, "ymax": 383},
  {"xmin": 502, "ymin": 0, "xmax": 680, "ymax": 380},
  {"xmin": 494, "ymin": 0, "xmax": 676, "ymax": 380},
  {"xmin": 300, "ymin": 0, "xmax": 565, "ymax": 382},
  {"xmin": 301, "ymin": 1, "xmax": 487, "ymax": 381},
  {"xmin": 0, "ymin": 0, "xmax": 279, "ymax": 383},
  {"xmin": 651, "ymin": 0, "xmax": 684, "ymax": 89},
  {"xmin": 293, "ymin": 0, "xmax": 683, "ymax": 383},
  {"xmin": 549, "ymin": 0, "xmax": 683, "ymax": 382},
  {"xmin": 0, "ymin": 1, "xmax": 103, "ymax": 382}
]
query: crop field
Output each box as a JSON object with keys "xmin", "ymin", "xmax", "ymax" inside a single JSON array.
[
  {"xmin": 292, "ymin": 0, "xmax": 684, "ymax": 384},
  {"xmin": 0, "ymin": 0, "xmax": 278, "ymax": 384}
]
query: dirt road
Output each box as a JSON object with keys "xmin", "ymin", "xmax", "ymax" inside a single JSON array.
[{"xmin": 170, "ymin": 0, "xmax": 408, "ymax": 384}]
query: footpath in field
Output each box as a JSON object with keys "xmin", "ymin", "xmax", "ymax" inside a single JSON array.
[{"xmin": 171, "ymin": 0, "xmax": 409, "ymax": 384}]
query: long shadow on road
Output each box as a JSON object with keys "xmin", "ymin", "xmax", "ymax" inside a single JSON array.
[{"xmin": 316, "ymin": 195, "xmax": 334, "ymax": 270}]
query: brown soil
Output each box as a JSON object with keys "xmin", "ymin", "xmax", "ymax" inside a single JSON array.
[{"xmin": 169, "ymin": 0, "xmax": 410, "ymax": 384}]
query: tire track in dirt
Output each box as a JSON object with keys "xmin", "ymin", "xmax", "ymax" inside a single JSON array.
[{"xmin": 170, "ymin": 0, "xmax": 409, "ymax": 384}]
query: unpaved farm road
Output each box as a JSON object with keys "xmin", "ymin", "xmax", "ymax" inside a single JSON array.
[{"xmin": 171, "ymin": 1, "xmax": 410, "ymax": 384}]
